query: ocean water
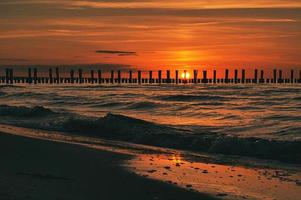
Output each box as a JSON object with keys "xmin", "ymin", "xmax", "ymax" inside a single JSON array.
[{"xmin": 0, "ymin": 84, "xmax": 301, "ymax": 163}]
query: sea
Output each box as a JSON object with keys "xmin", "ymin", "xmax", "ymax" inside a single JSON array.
[{"xmin": 0, "ymin": 84, "xmax": 300, "ymax": 164}]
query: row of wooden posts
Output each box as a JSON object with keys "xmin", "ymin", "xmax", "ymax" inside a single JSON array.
[{"xmin": 1, "ymin": 68, "xmax": 301, "ymax": 84}]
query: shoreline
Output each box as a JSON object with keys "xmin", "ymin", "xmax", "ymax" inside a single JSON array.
[
  {"xmin": 0, "ymin": 132, "xmax": 217, "ymax": 200},
  {"xmin": 0, "ymin": 124, "xmax": 300, "ymax": 200}
]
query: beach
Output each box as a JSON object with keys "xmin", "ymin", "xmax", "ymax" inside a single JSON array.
[
  {"xmin": 0, "ymin": 124, "xmax": 300, "ymax": 200},
  {"xmin": 0, "ymin": 132, "xmax": 217, "ymax": 200}
]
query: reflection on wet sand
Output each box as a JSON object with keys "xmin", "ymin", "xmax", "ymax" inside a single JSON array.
[{"xmin": 126, "ymin": 154, "xmax": 301, "ymax": 200}]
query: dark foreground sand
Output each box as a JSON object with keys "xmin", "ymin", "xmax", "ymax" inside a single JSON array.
[{"xmin": 0, "ymin": 132, "xmax": 218, "ymax": 200}]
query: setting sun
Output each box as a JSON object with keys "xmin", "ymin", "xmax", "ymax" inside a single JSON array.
[{"xmin": 181, "ymin": 71, "xmax": 190, "ymax": 79}]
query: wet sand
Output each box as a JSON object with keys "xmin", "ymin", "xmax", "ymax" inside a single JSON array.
[
  {"xmin": 127, "ymin": 154, "xmax": 301, "ymax": 200},
  {"xmin": 0, "ymin": 132, "xmax": 217, "ymax": 200},
  {"xmin": 1, "ymin": 124, "xmax": 300, "ymax": 200}
]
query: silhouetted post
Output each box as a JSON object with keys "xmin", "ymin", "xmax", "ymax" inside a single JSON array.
[
  {"xmin": 203, "ymin": 70, "xmax": 208, "ymax": 83},
  {"xmin": 98, "ymin": 70, "xmax": 102, "ymax": 84},
  {"xmin": 175, "ymin": 70, "xmax": 179, "ymax": 84},
  {"xmin": 290, "ymin": 70, "xmax": 294, "ymax": 83},
  {"xmin": 5, "ymin": 68, "xmax": 11, "ymax": 84},
  {"xmin": 138, "ymin": 70, "xmax": 141, "ymax": 84},
  {"xmin": 118, "ymin": 70, "xmax": 121, "ymax": 84},
  {"xmin": 78, "ymin": 69, "xmax": 83, "ymax": 84},
  {"xmin": 33, "ymin": 68, "xmax": 38, "ymax": 84},
  {"xmin": 158, "ymin": 70, "xmax": 162, "ymax": 84},
  {"xmin": 149, "ymin": 71, "xmax": 153, "ymax": 84},
  {"xmin": 28, "ymin": 68, "xmax": 32, "ymax": 84},
  {"xmin": 242, "ymin": 69, "xmax": 246, "ymax": 84},
  {"xmin": 299, "ymin": 70, "xmax": 301, "ymax": 83},
  {"xmin": 278, "ymin": 70, "xmax": 283, "ymax": 83},
  {"xmin": 273, "ymin": 69, "xmax": 277, "ymax": 83},
  {"xmin": 89, "ymin": 70, "xmax": 94, "ymax": 84},
  {"xmin": 225, "ymin": 69, "xmax": 229, "ymax": 83},
  {"xmin": 193, "ymin": 70, "xmax": 198, "ymax": 84},
  {"xmin": 49, "ymin": 68, "xmax": 53, "ymax": 84},
  {"xmin": 9, "ymin": 69, "xmax": 13, "ymax": 84},
  {"xmin": 234, "ymin": 70, "xmax": 238, "ymax": 84},
  {"xmin": 166, "ymin": 70, "xmax": 171, "ymax": 83},
  {"xmin": 5, "ymin": 68, "xmax": 9, "ymax": 84},
  {"xmin": 55, "ymin": 67, "xmax": 59, "ymax": 84},
  {"xmin": 129, "ymin": 70, "xmax": 133, "ymax": 83},
  {"xmin": 213, "ymin": 70, "xmax": 217, "ymax": 84},
  {"xmin": 254, "ymin": 69, "xmax": 258, "ymax": 84},
  {"xmin": 70, "ymin": 69, "xmax": 74, "ymax": 83},
  {"xmin": 259, "ymin": 70, "xmax": 264, "ymax": 83},
  {"xmin": 110, "ymin": 70, "xmax": 114, "ymax": 84}
]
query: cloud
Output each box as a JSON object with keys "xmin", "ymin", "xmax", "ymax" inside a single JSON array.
[{"xmin": 95, "ymin": 50, "xmax": 137, "ymax": 56}]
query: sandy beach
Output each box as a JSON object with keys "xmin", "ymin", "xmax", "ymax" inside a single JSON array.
[{"xmin": 0, "ymin": 132, "xmax": 218, "ymax": 200}]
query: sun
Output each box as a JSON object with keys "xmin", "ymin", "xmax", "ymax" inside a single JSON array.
[{"xmin": 181, "ymin": 71, "xmax": 190, "ymax": 79}]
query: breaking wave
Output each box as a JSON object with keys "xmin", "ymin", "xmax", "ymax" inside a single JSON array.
[{"xmin": 1, "ymin": 104, "xmax": 300, "ymax": 164}]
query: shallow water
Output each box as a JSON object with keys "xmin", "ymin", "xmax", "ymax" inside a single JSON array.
[
  {"xmin": 0, "ymin": 84, "xmax": 300, "ymax": 140},
  {"xmin": 1, "ymin": 84, "xmax": 301, "ymax": 164}
]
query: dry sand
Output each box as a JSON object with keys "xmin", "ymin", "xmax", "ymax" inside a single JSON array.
[{"xmin": 0, "ymin": 132, "xmax": 218, "ymax": 200}]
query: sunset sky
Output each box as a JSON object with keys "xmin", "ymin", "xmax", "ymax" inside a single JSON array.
[{"xmin": 0, "ymin": 0, "xmax": 300, "ymax": 70}]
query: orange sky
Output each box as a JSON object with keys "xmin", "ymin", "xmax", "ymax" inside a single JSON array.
[{"xmin": 0, "ymin": 0, "xmax": 300, "ymax": 70}]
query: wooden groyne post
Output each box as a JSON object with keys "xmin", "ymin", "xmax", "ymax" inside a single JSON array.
[
  {"xmin": 79, "ymin": 69, "xmax": 83, "ymax": 84},
  {"xmin": 291, "ymin": 70, "xmax": 294, "ymax": 83},
  {"xmin": 166, "ymin": 70, "xmax": 171, "ymax": 83},
  {"xmin": 110, "ymin": 70, "xmax": 114, "ymax": 84},
  {"xmin": 193, "ymin": 70, "xmax": 198, "ymax": 84},
  {"xmin": 10, "ymin": 69, "xmax": 13, "ymax": 84},
  {"xmin": 225, "ymin": 69, "xmax": 229, "ymax": 83},
  {"xmin": 240, "ymin": 69, "xmax": 245, "ymax": 84},
  {"xmin": 149, "ymin": 71, "xmax": 153, "ymax": 84},
  {"xmin": 27, "ymin": 68, "xmax": 32, "ymax": 84},
  {"xmin": 175, "ymin": 70, "xmax": 179, "ymax": 84},
  {"xmin": 33, "ymin": 68, "xmax": 37, "ymax": 84},
  {"xmin": 70, "ymin": 69, "xmax": 75, "ymax": 83},
  {"xmin": 98, "ymin": 70, "xmax": 102, "ymax": 84},
  {"xmin": 49, "ymin": 68, "xmax": 53, "ymax": 84},
  {"xmin": 5, "ymin": 68, "xmax": 9, "ymax": 84},
  {"xmin": 5, "ymin": 68, "xmax": 13, "ymax": 84},
  {"xmin": 90, "ymin": 70, "xmax": 95, "ymax": 84},
  {"xmin": 278, "ymin": 70, "xmax": 283, "ymax": 83},
  {"xmin": 129, "ymin": 70, "xmax": 133, "ymax": 83},
  {"xmin": 254, "ymin": 69, "xmax": 258, "ymax": 84},
  {"xmin": 273, "ymin": 69, "xmax": 277, "ymax": 83},
  {"xmin": 260, "ymin": 70, "xmax": 264, "ymax": 83},
  {"xmin": 158, "ymin": 70, "xmax": 162, "ymax": 84},
  {"xmin": 55, "ymin": 67, "xmax": 60, "ymax": 84},
  {"xmin": 213, "ymin": 70, "xmax": 217, "ymax": 83},
  {"xmin": 116, "ymin": 70, "xmax": 120, "ymax": 84},
  {"xmin": 234, "ymin": 69, "xmax": 238, "ymax": 84},
  {"xmin": 203, "ymin": 70, "xmax": 208, "ymax": 83},
  {"xmin": 138, "ymin": 70, "xmax": 141, "ymax": 84}
]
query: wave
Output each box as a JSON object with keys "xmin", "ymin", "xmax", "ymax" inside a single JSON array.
[
  {"xmin": 0, "ymin": 85, "xmax": 24, "ymax": 89},
  {"xmin": 91, "ymin": 102, "xmax": 128, "ymax": 108},
  {"xmin": 1, "ymin": 104, "xmax": 300, "ymax": 164},
  {"xmin": 157, "ymin": 94, "xmax": 228, "ymax": 102},
  {"xmin": 126, "ymin": 101, "xmax": 164, "ymax": 110},
  {"xmin": 0, "ymin": 105, "xmax": 56, "ymax": 117},
  {"xmin": 293, "ymin": 96, "xmax": 301, "ymax": 101}
]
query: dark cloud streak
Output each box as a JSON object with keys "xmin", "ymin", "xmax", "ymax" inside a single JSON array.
[{"xmin": 95, "ymin": 50, "xmax": 137, "ymax": 56}]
